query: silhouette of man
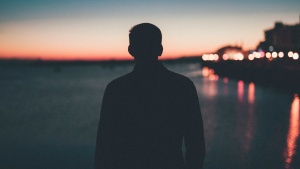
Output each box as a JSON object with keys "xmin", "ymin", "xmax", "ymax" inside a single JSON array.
[{"xmin": 95, "ymin": 23, "xmax": 205, "ymax": 169}]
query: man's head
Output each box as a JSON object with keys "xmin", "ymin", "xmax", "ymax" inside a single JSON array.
[{"xmin": 128, "ymin": 23, "xmax": 163, "ymax": 62}]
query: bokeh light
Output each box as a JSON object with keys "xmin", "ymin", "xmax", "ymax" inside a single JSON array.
[
  {"xmin": 293, "ymin": 53, "xmax": 299, "ymax": 60},
  {"xmin": 272, "ymin": 52, "xmax": 277, "ymax": 58},
  {"xmin": 248, "ymin": 54, "xmax": 254, "ymax": 60},
  {"xmin": 278, "ymin": 52, "xmax": 284, "ymax": 58},
  {"xmin": 288, "ymin": 51, "xmax": 294, "ymax": 57},
  {"xmin": 203, "ymin": 54, "xmax": 208, "ymax": 61},
  {"xmin": 223, "ymin": 54, "xmax": 229, "ymax": 60},
  {"xmin": 214, "ymin": 54, "xmax": 219, "ymax": 61}
]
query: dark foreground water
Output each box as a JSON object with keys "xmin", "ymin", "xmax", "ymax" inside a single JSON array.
[{"xmin": 0, "ymin": 62, "xmax": 299, "ymax": 169}]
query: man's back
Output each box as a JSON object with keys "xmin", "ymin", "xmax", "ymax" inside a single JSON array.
[{"xmin": 95, "ymin": 62, "xmax": 205, "ymax": 169}]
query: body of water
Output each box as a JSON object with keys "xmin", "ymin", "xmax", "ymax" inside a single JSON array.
[{"xmin": 0, "ymin": 62, "xmax": 299, "ymax": 169}]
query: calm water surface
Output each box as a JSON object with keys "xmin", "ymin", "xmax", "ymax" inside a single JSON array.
[{"xmin": 0, "ymin": 63, "xmax": 299, "ymax": 169}]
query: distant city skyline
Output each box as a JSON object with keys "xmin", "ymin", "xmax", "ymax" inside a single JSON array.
[{"xmin": 0, "ymin": 0, "xmax": 299, "ymax": 60}]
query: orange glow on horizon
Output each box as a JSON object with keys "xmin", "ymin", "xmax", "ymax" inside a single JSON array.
[
  {"xmin": 0, "ymin": 52, "xmax": 189, "ymax": 61},
  {"xmin": 0, "ymin": 21, "xmax": 207, "ymax": 61},
  {"xmin": 0, "ymin": 54, "xmax": 130, "ymax": 61},
  {"xmin": 284, "ymin": 94, "xmax": 300, "ymax": 169}
]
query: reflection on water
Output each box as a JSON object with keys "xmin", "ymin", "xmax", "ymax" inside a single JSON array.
[
  {"xmin": 244, "ymin": 82, "xmax": 255, "ymax": 156},
  {"xmin": 198, "ymin": 66, "xmax": 298, "ymax": 169},
  {"xmin": 1, "ymin": 63, "xmax": 299, "ymax": 169},
  {"xmin": 199, "ymin": 66, "xmax": 260, "ymax": 168},
  {"xmin": 248, "ymin": 83, "xmax": 255, "ymax": 104},
  {"xmin": 237, "ymin": 80, "xmax": 244, "ymax": 103},
  {"xmin": 201, "ymin": 67, "xmax": 219, "ymax": 98},
  {"xmin": 236, "ymin": 80, "xmax": 255, "ymax": 165},
  {"xmin": 201, "ymin": 67, "xmax": 210, "ymax": 77},
  {"xmin": 284, "ymin": 94, "xmax": 300, "ymax": 169},
  {"xmin": 222, "ymin": 77, "xmax": 229, "ymax": 96},
  {"xmin": 202, "ymin": 67, "xmax": 219, "ymax": 81}
]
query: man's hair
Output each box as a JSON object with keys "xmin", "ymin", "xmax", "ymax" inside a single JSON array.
[{"xmin": 129, "ymin": 23, "xmax": 162, "ymax": 46}]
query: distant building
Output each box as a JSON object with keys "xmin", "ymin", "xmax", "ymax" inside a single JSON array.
[
  {"xmin": 216, "ymin": 45, "xmax": 243, "ymax": 56},
  {"xmin": 216, "ymin": 45, "xmax": 245, "ymax": 61},
  {"xmin": 257, "ymin": 22, "xmax": 300, "ymax": 53}
]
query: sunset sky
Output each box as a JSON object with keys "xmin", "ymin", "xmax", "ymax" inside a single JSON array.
[{"xmin": 0, "ymin": 0, "xmax": 299, "ymax": 60}]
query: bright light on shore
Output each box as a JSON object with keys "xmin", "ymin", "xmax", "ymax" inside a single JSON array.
[
  {"xmin": 260, "ymin": 51, "xmax": 265, "ymax": 58},
  {"xmin": 278, "ymin": 52, "xmax": 284, "ymax": 58},
  {"xmin": 248, "ymin": 54, "xmax": 254, "ymax": 60},
  {"xmin": 203, "ymin": 54, "xmax": 208, "ymax": 61},
  {"xmin": 288, "ymin": 51, "xmax": 293, "ymax": 57},
  {"xmin": 293, "ymin": 53, "xmax": 299, "ymax": 60},
  {"xmin": 253, "ymin": 52, "xmax": 261, "ymax": 58},
  {"xmin": 272, "ymin": 52, "xmax": 277, "ymax": 58},
  {"xmin": 209, "ymin": 54, "xmax": 214, "ymax": 61},
  {"xmin": 266, "ymin": 52, "xmax": 271, "ymax": 58},
  {"xmin": 203, "ymin": 53, "xmax": 220, "ymax": 61},
  {"xmin": 223, "ymin": 54, "xmax": 229, "ymax": 60},
  {"xmin": 214, "ymin": 54, "xmax": 219, "ymax": 61},
  {"xmin": 234, "ymin": 53, "xmax": 244, "ymax": 61}
]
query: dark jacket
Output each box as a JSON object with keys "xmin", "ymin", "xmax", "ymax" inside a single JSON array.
[{"xmin": 95, "ymin": 62, "xmax": 205, "ymax": 169}]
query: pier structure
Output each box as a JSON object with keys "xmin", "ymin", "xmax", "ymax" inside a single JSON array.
[{"xmin": 200, "ymin": 21, "xmax": 300, "ymax": 93}]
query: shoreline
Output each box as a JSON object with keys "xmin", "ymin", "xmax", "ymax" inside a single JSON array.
[{"xmin": 200, "ymin": 60, "xmax": 300, "ymax": 94}]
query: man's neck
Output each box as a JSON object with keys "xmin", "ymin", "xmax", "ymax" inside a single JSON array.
[{"xmin": 135, "ymin": 60, "xmax": 159, "ymax": 65}]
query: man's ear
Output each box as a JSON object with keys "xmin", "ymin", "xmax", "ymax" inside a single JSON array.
[
  {"xmin": 157, "ymin": 45, "xmax": 163, "ymax": 57},
  {"xmin": 154, "ymin": 45, "xmax": 163, "ymax": 57},
  {"xmin": 128, "ymin": 45, "xmax": 135, "ymax": 57}
]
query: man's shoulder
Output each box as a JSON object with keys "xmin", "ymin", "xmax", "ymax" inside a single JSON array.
[
  {"xmin": 106, "ymin": 72, "xmax": 135, "ymax": 89},
  {"xmin": 164, "ymin": 69, "xmax": 194, "ymax": 85}
]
